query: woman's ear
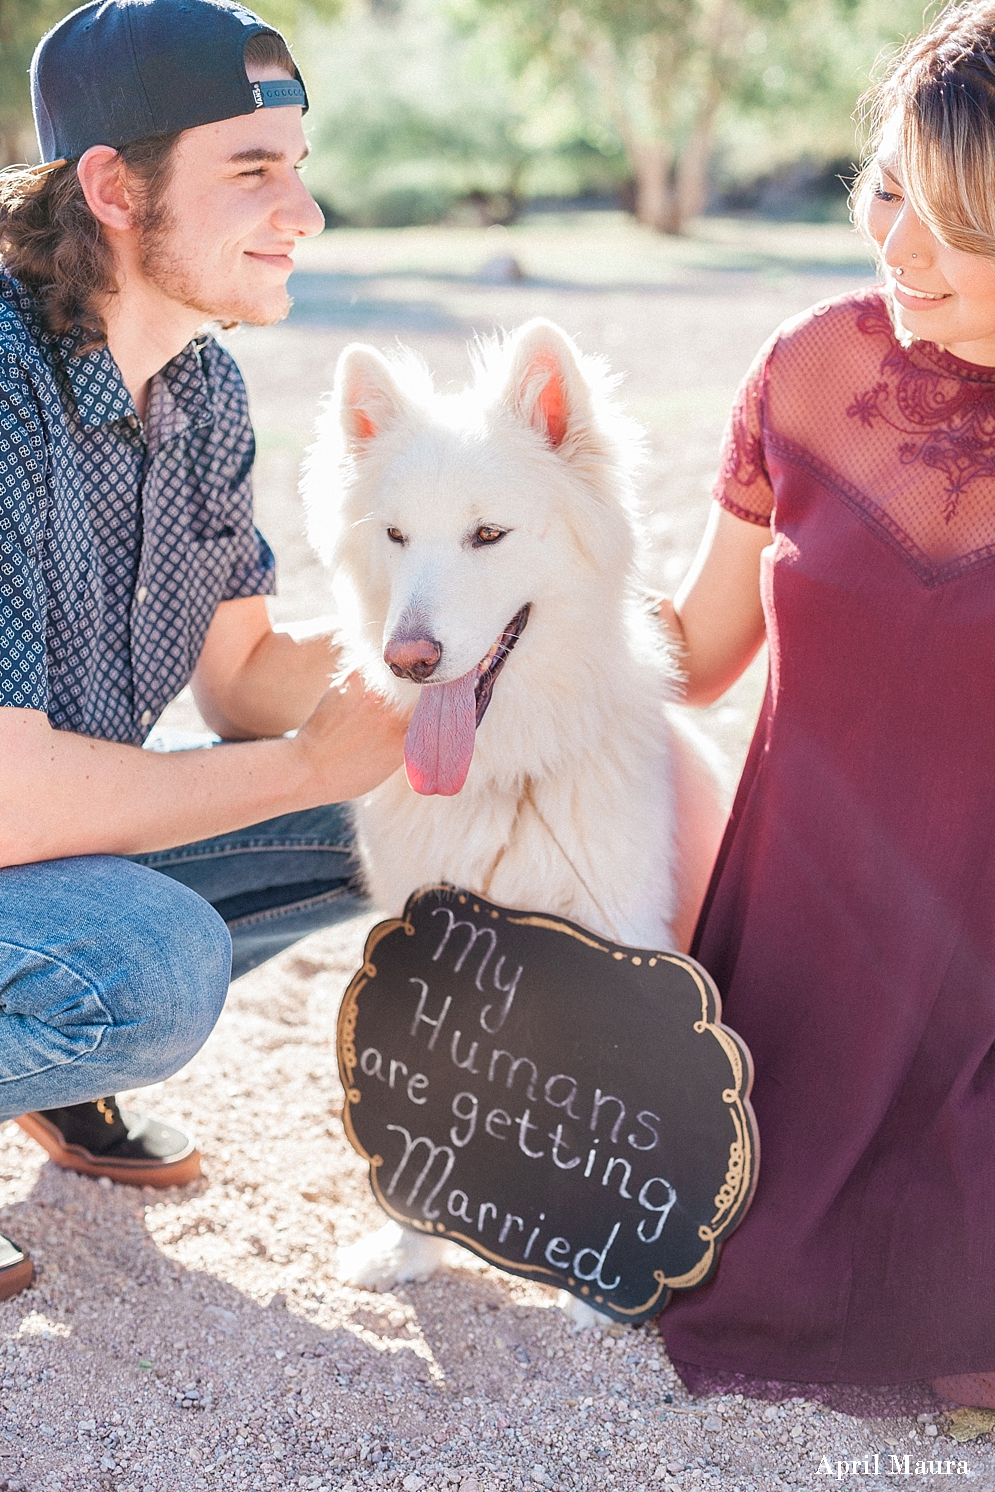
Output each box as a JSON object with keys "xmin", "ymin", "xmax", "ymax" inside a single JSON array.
[
  {"xmin": 334, "ymin": 344, "xmax": 412, "ymax": 455},
  {"xmin": 76, "ymin": 146, "xmax": 136, "ymax": 232}
]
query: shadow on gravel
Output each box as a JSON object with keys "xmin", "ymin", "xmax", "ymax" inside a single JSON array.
[{"xmin": 0, "ymin": 1161, "xmax": 599, "ymax": 1490}]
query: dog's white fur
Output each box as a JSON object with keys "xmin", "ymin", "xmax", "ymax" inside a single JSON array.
[{"xmin": 303, "ymin": 319, "xmax": 728, "ymax": 1318}]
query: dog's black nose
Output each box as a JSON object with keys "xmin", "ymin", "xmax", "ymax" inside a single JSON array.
[{"xmin": 384, "ymin": 635, "xmax": 443, "ymax": 682}]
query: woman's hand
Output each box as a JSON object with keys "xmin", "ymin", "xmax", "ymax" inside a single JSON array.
[{"xmin": 660, "ymin": 503, "xmax": 771, "ymax": 706}]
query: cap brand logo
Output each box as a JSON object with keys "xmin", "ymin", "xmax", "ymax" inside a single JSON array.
[{"xmin": 251, "ymin": 82, "xmax": 263, "ymax": 108}]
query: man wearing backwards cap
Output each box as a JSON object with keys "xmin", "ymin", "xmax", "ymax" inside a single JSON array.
[{"xmin": 0, "ymin": 0, "xmax": 405, "ymax": 1299}]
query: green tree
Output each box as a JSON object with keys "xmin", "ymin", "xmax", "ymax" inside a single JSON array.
[
  {"xmin": 301, "ymin": 0, "xmax": 622, "ymax": 226},
  {"xmin": 470, "ymin": 0, "xmax": 932, "ymax": 233},
  {"xmin": 0, "ymin": 0, "xmax": 72, "ymax": 163}
]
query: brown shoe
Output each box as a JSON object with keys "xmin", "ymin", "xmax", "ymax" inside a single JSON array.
[
  {"xmin": 16, "ymin": 1097, "xmax": 201, "ymax": 1188},
  {"xmin": 0, "ymin": 1234, "xmax": 33, "ymax": 1300}
]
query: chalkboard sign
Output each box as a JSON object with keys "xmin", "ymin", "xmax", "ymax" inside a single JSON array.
[{"xmin": 338, "ymin": 884, "xmax": 758, "ymax": 1324}]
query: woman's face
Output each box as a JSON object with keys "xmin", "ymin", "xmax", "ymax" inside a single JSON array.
[{"xmin": 866, "ymin": 137, "xmax": 995, "ymax": 366}]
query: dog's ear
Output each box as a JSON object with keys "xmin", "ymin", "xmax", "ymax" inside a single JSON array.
[
  {"xmin": 335, "ymin": 345, "xmax": 409, "ymax": 453},
  {"xmin": 499, "ymin": 320, "xmax": 592, "ymax": 452}
]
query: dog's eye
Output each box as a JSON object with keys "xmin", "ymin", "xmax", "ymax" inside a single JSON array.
[
  {"xmin": 473, "ymin": 525, "xmax": 507, "ymax": 547},
  {"xmin": 386, "ymin": 527, "xmax": 406, "ymax": 545}
]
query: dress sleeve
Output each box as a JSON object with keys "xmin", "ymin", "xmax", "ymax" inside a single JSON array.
[
  {"xmin": 0, "ymin": 354, "xmax": 49, "ymax": 711},
  {"xmin": 713, "ymin": 337, "xmax": 776, "ymax": 526}
]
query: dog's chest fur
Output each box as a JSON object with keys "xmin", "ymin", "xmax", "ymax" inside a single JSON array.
[{"xmin": 353, "ymin": 621, "xmax": 678, "ymax": 950}]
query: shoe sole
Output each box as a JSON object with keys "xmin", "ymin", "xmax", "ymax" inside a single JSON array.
[
  {"xmin": 0, "ymin": 1254, "xmax": 33, "ymax": 1301},
  {"xmin": 15, "ymin": 1112, "xmax": 202, "ymax": 1188}
]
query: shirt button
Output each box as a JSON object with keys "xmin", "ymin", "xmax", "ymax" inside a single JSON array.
[
  {"xmin": 140, "ymin": 709, "xmax": 153, "ymax": 728},
  {"xmin": 127, "ymin": 414, "xmax": 139, "ymax": 429},
  {"xmin": 136, "ymin": 585, "xmax": 148, "ymax": 604}
]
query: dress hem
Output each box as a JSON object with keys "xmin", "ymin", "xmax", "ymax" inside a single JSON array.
[{"xmin": 667, "ymin": 1356, "xmax": 945, "ymax": 1418}]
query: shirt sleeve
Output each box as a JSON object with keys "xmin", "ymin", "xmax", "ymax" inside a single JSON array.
[
  {"xmin": 221, "ymin": 458, "xmax": 277, "ymax": 603},
  {"xmin": 712, "ymin": 335, "xmax": 777, "ymax": 526},
  {"xmin": 199, "ymin": 339, "xmax": 277, "ymax": 602},
  {"xmin": 0, "ymin": 354, "xmax": 49, "ymax": 711}
]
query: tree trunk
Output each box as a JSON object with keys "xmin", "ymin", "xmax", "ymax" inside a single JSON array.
[
  {"xmin": 673, "ymin": 0, "xmax": 738, "ymax": 229},
  {"xmin": 632, "ymin": 138, "xmax": 681, "ymax": 234},
  {"xmin": 674, "ymin": 113, "xmax": 716, "ymax": 227}
]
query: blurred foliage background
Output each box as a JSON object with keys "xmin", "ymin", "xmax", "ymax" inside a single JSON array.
[{"xmin": 1, "ymin": 0, "xmax": 935, "ymax": 230}]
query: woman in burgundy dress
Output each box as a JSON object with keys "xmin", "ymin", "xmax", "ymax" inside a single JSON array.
[{"xmin": 658, "ymin": 0, "xmax": 995, "ymax": 1413}]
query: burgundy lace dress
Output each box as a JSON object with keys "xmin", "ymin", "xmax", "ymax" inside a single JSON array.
[{"xmin": 660, "ymin": 286, "xmax": 995, "ymax": 1415}]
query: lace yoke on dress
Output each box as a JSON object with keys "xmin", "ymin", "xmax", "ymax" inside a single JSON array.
[{"xmin": 715, "ymin": 286, "xmax": 995, "ymax": 586}]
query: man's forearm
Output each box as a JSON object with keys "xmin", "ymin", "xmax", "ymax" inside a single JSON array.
[
  {"xmin": 197, "ymin": 630, "xmax": 335, "ymax": 739},
  {"xmin": 0, "ymin": 681, "xmax": 406, "ymax": 867},
  {"xmin": 191, "ymin": 602, "xmax": 338, "ymax": 740},
  {"xmin": 1, "ymin": 716, "xmax": 310, "ymax": 866}
]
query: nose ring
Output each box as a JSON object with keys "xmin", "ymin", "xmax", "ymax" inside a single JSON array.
[{"xmin": 911, "ymin": 252, "xmax": 917, "ymax": 259}]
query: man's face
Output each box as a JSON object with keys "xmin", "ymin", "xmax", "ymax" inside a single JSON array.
[{"xmin": 137, "ymin": 64, "xmax": 324, "ymax": 326}]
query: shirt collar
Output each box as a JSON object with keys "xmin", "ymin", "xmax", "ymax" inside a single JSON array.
[
  {"xmin": 58, "ymin": 337, "xmax": 136, "ymax": 432},
  {"xmin": 57, "ymin": 331, "xmax": 215, "ymax": 439},
  {"xmin": 151, "ymin": 338, "xmax": 215, "ymax": 446}
]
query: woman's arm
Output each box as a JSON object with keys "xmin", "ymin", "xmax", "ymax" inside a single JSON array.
[{"xmin": 659, "ymin": 502, "xmax": 771, "ymax": 706}]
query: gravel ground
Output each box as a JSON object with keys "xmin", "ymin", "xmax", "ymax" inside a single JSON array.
[{"xmin": 5, "ymin": 215, "xmax": 995, "ymax": 1492}]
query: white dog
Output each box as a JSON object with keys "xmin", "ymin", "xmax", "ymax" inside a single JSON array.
[{"xmin": 303, "ymin": 319, "xmax": 728, "ymax": 1317}]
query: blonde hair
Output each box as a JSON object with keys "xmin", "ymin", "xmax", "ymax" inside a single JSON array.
[{"xmin": 853, "ymin": 1, "xmax": 995, "ymax": 257}]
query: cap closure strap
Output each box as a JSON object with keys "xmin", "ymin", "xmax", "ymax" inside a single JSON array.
[{"xmin": 251, "ymin": 79, "xmax": 306, "ymax": 109}]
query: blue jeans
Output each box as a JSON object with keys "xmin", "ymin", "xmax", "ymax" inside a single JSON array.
[{"xmin": 0, "ymin": 802, "xmax": 364, "ymax": 1123}]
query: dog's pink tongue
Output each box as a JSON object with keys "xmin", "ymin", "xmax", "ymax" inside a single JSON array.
[{"xmin": 404, "ymin": 669, "xmax": 477, "ymax": 796}]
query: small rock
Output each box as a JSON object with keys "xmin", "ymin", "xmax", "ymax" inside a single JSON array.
[
  {"xmin": 948, "ymin": 1407, "xmax": 995, "ymax": 1442},
  {"xmin": 703, "ymin": 1414, "xmax": 724, "ymax": 1432},
  {"xmin": 925, "ymin": 1424, "xmax": 939, "ymax": 1437},
  {"xmin": 476, "ymin": 254, "xmax": 524, "ymax": 285},
  {"xmin": 403, "ymin": 1478, "xmax": 424, "ymax": 1491},
  {"xmin": 97, "ymin": 1176, "xmax": 113, "ymax": 1190}
]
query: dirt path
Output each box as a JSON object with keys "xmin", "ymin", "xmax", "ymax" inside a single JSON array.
[{"xmin": 5, "ymin": 217, "xmax": 991, "ymax": 1492}]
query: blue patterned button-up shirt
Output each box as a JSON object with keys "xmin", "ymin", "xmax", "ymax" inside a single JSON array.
[{"xmin": 0, "ymin": 273, "xmax": 275, "ymax": 744}]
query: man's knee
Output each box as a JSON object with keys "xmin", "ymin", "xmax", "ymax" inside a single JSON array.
[
  {"xmin": 119, "ymin": 864, "xmax": 232, "ymax": 1063},
  {"xmin": 0, "ymin": 856, "xmax": 231, "ymax": 1079}
]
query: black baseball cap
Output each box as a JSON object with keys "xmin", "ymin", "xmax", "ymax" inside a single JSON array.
[{"xmin": 31, "ymin": 0, "xmax": 308, "ymax": 166}]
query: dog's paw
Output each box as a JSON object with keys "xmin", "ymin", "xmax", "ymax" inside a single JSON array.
[
  {"xmin": 556, "ymin": 1289, "xmax": 611, "ymax": 1330},
  {"xmin": 336, "ymin": 1221, "xmax": 449, "ymax": 1291}
]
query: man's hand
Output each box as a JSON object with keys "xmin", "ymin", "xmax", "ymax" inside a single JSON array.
[{"xmin": 293, "ymin": 672, "xmax": 407, "ymax": 803}]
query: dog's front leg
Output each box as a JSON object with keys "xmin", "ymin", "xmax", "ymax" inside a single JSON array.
[
  {"xmin": 336, "ymin": 1221, "xmax": 451, "ymax": 1291},
  {"xmin": 556, "ymin": 1289, "xmax": 611, "ymax": 1330}
]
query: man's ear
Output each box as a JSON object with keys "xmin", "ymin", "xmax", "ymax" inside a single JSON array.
[
  {"xmin": 76, "ymin": 146, "xmax": 135, "ymax": 232},
  {"xmin": 334, "ymin": 344, "xmax": 411, "ymax": 454},
  {"xmin": 498, "ymin": 319, "xmax": 593, "ymax": 452}
]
